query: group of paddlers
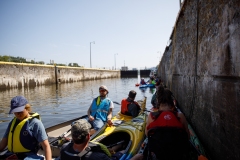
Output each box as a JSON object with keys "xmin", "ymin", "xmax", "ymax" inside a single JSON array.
[
  {"xmin": 0, "ymin": 83, "xmax": 207, "ymax": 160},
  {"xmin": 0, "ymin": 85, "xmax": 142, "ymax": 160}
]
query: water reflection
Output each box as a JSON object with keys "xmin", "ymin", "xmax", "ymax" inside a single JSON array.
[{"xmin": 0, "ymin": 77, "xmax": 154, "ymax": 138}]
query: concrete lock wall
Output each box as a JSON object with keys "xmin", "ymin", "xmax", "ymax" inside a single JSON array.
[
  {"xmin": 0, "ymin": 62, "xmax": 55, "ymax": 89},
  {"xmin": 56, "ymin": 66, "xmax": 120, "ymax": 83},
  {"xmin": 158, "ymin": 0, "xmax": 240, "ymax": 160},
  {"xmin": 0, "ymin": 62, "xmax": 120, "ymax": 89}
]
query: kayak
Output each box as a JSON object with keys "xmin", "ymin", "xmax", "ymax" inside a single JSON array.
[
  {"xmin": 139, "ymin": 84, "xmax": 148, "ymax": 88},
  {"xmin": 139, "ymin": 84, "xmax": 155, "ymax": 88},
  {"xmin": 138, "ymin": 106, "xmax": 208, "ymax": 160},
  {"xmin": 90, "ymin": 97, "xmax": 147, "ymax": 160},
  {"xmin": 176, "ymin": 106, "xmax": 208, "ymax": 159},
  {"xmin": 37, "ymin": 97, "xmax": 147, "ymax": 159},
  {"xmin": 188, "ymin": 124, "xmax": 207, "ymax": 159},
  {"xmin": 135, "ymin": 83, "xmax": 140, "ymax": 86},
  {"xmin": 0, "ymin": 115, "xmax": 103, "ymax": 159},
  {"xmin": 37, "ymin": 115, "xmax": 107, "ymax": 158},
  {"xmin": 147, "ymin": 84, "xmax": 155, "ymax": 88}
]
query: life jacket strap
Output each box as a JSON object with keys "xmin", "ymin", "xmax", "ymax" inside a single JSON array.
[{"xmin": 78, "ymin": 146, "xmax": 91, "ymax": 157}]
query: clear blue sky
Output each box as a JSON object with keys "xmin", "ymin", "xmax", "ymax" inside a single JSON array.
[{"xmin": 0, "ymin": 0, "xmax": 180, "ymax": 69}]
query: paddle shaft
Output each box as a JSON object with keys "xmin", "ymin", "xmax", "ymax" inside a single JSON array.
[{"xmin": 106, "ymin": 140, "xmax": 125, "ymax": 148}]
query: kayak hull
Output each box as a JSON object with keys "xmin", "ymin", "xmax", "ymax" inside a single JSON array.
[
  {"xmin": 91, "ymin": 97, "xmax": 147, "ymax": 160},
  {"xmin": 139, "ymin": 84, "xmax": 155, "ymax": 88}
]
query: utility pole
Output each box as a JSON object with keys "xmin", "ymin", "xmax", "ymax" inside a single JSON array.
[{"xmin": 90, "ymin": 41, "xmax": 95, "ymax": 68}]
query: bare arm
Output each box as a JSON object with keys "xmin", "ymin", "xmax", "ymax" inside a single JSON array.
[
  {"xmin": 40, "ymin": 139, "xmax": 52, "ymax": 160},
  {"xmin": 107, "ymin": 108, "xmax": 113, "ymax": 126},
  {"xmin": 87, "ymin": 105, "xmax": 91, "ymax": 117},
  {"xmin": 0, "ymin": 138, "xmax": 7, "ymax": 152},
  {"xmin": 88, "ymin": 104, "xmax": 94, "ymax": 121},
  {"xmin": 107, "ymin": 108, "xmax": 113, "ymax": 120},
  {"xmin": 145, "ymin": 113, "xmax": 153, "ymax": 136}
]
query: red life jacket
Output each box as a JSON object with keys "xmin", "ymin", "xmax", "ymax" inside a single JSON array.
[
  {"xmin": 121, "ymin": 98, "xmax": 139, "ymax": 115},
  {"xmin": 147, "ymin": 111, "xmax": 184, "ymax": 130}
]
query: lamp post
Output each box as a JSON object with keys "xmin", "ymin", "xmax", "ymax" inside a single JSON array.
[
  {"xmin": 90, "ymin": 41, "xmax": 95, "ymax": 68},
  {"xmin": 114, "ymin": 53, "xmax": 118, "ymax": 70}
]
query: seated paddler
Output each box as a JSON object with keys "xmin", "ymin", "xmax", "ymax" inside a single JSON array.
[
  {"xmin": 87, "ymin": 85, "xmax": 114, "ymax": 135},
  {"xmin": 0, "ymin": 96, "xmax": 51, "ymax": 160},
  {"xmin": 121, "ymin": 90, "xmax": 141, "ymax": 117},
  {"xmin": 60, "ymin": 119, "xmax": 124, "ymax": 160}
]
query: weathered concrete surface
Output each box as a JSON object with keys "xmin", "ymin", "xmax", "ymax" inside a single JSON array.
[
  {"xmin": 158, "ymin": 0, "xmax": 240, "ymax": 160},
  {"xmin": 0, "ymin": 62, "xmax": 120, "ymax": 89},
  {"xmin": 56, "ymin": 66, "xmax": 120, "ymax": 83},
  {"xmin": 0, "ymin": 62, "xmax": 55, "ymax": 89}
]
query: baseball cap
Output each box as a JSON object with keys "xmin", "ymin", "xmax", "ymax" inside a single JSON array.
[
  {"xmin": 71, "ymin": 119, "xmax": 91, "ymax": 144},
  {"xmin": 9, "ymin": 96, "xmax": 28, "ymax": 114}
]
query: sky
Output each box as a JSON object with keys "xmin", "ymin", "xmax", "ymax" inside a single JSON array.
[{"xmin": 0, "ymin": 0, "xmax": 180, "ymax": 70}]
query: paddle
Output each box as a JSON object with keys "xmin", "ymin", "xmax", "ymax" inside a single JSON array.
[
  {"xmin": 113, "ymin": 101, "xmax": 121, "ymax": 105},
  {"xmin": 106, "ymin": 140, "xmax": 125, "ymax": 148}
]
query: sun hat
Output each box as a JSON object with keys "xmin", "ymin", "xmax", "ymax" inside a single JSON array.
[
  {"xmin": 9, "ymin": 96, "xmax": 28, "ymax": 114},
  {"xmin": 71, "ymin": 119, "xmax": 91, "ymax": 143},
  {"xmin": 99, "ymin": 85, "xmax": 109, "ymax": 93}
]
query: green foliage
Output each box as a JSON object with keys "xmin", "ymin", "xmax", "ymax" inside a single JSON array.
[
  {"xmin": 0, "ymin": 55, "xmax": 27, "ymax": 63},
  {"xmin": 0, "ymin": 55, "xmax": 81, "ymax": 67},
  {"xmin": 72, "ymin": 63, "xmax": 79, "ymax": 67},
  {"xmin": 68, "ymin": 63, "xmax": 82, "ymax": 67},
  {"xmin": 56, "ymin": 63, "xmax": 66, "ymax": 66}
]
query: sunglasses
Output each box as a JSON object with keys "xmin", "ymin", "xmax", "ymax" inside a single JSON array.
[{"xmin": 99, "ymin": 90, "xmax": 106, "ymax": 92}]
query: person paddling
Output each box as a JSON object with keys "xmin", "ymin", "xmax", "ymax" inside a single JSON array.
[
  {"xmin": 60, "ymin": 119, "xmax": 124, "ymax": 160},
  {"xmin": 87, "ymin": 85, "xmax": 114, "ymax": 135},
  {"xmin": 0, "ymin": 96, "xmax": 51, "ymax": 160},
  {"xmin": 121, "ymin": 90, "xmax": 141, "ymax": 117}
]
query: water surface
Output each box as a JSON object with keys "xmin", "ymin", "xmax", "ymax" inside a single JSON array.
[{"xmin": 0, "ymin": 77, "xmax": 155, "ymax": 138}]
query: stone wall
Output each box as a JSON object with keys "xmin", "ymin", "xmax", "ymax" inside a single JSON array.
[
  {"xmin": 158, "ymin": 0, "xmax": 240, "ymax": 159},
  {"xmin": 0, "ymin": 62, "xmax": 120, "ymax": 89},
  {"xmin": 56, "ymin": 66, "xmax": 120, "ymax": 83}
]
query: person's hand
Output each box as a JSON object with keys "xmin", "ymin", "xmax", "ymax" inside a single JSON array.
[
  {"xmin": 107, "ymin": 119, "xmax": 113, "ymax": 126},
  {"xmin": 89, "ymin": 115, "xmax": 94, "ymax": 121}
]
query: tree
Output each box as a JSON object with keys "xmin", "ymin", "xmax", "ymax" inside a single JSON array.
[{"xmin": 72, "ymin": 63, "xmax": 79, "ymax": 67}]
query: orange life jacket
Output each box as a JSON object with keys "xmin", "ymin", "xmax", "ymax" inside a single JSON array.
[
  {"xmin": 147, "ymin": 111, "xmax": 184, "ymax": 130},
  {"xmin": 121, "ymin": 98, "xmax": 139, "ymax": 115}
]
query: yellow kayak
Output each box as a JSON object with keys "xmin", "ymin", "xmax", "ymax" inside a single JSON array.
[{"xmin": 91, "ymin": 97, "xmax": 147, "ymax": 160}]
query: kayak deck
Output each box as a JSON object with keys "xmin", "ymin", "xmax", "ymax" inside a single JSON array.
[
  {"xmin": 38, "ymin": 97, "xmax": 147, "ymax": 159},
  {"xmin": 91, "ymin": 97, "xmax": 147, "ymax": 159}
]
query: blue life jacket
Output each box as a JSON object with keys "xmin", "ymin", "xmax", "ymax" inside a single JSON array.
[{"xmin": 90, "ymin": 97, "xmax": 111, "ymax": 122}]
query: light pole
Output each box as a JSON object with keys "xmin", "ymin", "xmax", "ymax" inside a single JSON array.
[
  {"xmin": 114, "ymin": 53, "xmax": 118, "ymax": 70},
  {"xmin": 90, "ymin": 41, "xmax": 95, "ymax": 68}
]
